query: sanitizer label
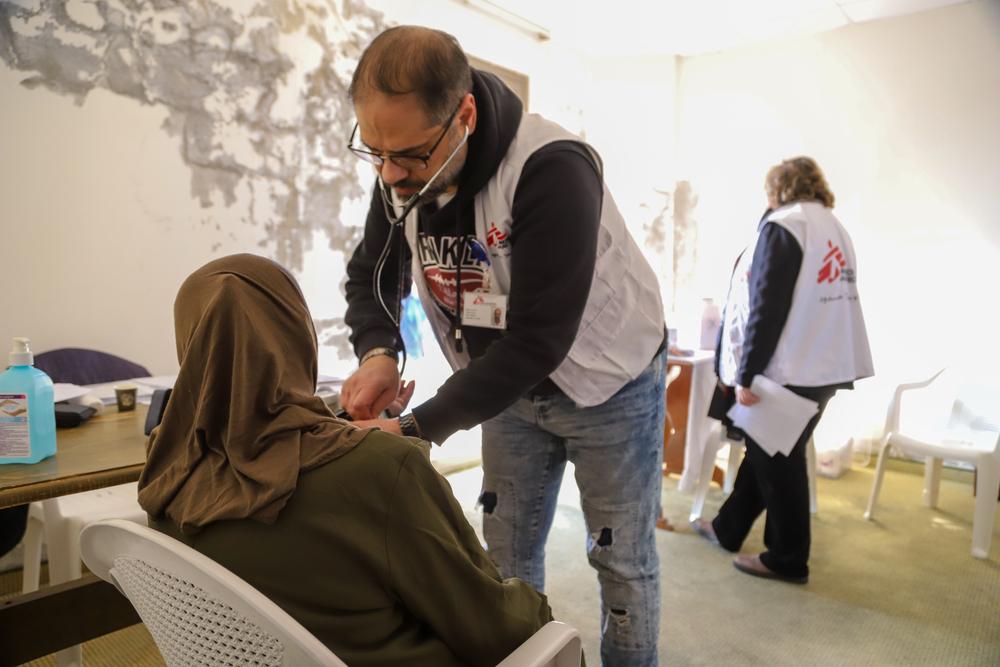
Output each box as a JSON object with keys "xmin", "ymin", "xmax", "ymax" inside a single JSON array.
[{"xmin": 0, "ymin": 394, "xmax": 31, "ymax": 458}]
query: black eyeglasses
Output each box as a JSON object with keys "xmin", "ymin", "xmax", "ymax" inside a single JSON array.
[{"xmin": 347, "ymin": 104, "xmax": 461, "ymax": 171}]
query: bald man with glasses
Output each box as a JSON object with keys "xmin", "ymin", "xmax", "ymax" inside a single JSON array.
[{"xmin": 341, "ymin": 26, "xmax": 667, "ymax": 667}]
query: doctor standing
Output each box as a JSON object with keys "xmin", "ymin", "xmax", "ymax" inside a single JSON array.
[
  {"xmin": 340, "ymin": 26, "xmax": 667, "ymax": 667},
  {"xmin": 692, "ymin": 156, "xmax": 874, "ymax": 584}
]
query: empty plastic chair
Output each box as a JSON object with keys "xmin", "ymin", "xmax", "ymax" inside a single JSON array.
[{"xmin": 864, "ymin": 369, "xmax": 1000, "ymax": 559}]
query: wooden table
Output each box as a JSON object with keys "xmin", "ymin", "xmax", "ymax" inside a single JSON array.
[
  {"xmin": 657, "ymin": 351, "xmax": 724, "ymax": 530},
  {"xmin": 0, "ymin": 408, "xmax": 148, "ymax": 665},
  {"xmin": 664, "ymin": 352, "xmax": 724, "ymax": 489},
  {"xmin": 0, "ymin": 407, "xmax": 148, "ymax": 510}
]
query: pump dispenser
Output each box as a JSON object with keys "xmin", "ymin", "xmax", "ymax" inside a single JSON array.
[{"xmin": 0, "ymin": 337, "xmax": 57, "ymax": 463}]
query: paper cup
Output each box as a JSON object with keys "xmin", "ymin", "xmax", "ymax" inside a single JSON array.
[{"xmin": 114, "ymin": 384, "xmax": 138, "ymax": 412}]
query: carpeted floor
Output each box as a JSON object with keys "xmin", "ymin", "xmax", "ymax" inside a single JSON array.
[
  {"xmin": 447, "ymin": 459, "xmax": 1000, "ymax": 666},
  {"xmin": 4, "ymin": 459, "xmax": 998, "ymax": 666}
]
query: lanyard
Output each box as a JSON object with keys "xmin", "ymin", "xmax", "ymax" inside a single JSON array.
[{"xmin": 371, "ymin": 126, "xmax": 471, "ymax": 358}]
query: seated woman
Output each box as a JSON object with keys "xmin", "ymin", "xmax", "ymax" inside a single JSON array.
[{"xmin": 138, "ymin": 254, "xmax": 552, "ymax": 666}]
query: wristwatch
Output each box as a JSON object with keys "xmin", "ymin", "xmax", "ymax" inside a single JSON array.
[
  {"xmin": 398, "ymin": 412, "xmax": 422, "ymax": 438},
  {"xmin": 359, "ymin": 346, "xmax": 398, "ymax": 366}
]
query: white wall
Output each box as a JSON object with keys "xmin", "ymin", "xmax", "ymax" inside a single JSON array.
[
  {"xmin": 578, "ymin": 55, "xmax": 679, "ymax": 277},
  {"xmin": 1, "ymin": 0, "xmax": 389, "ymax": 374},
  {"xmin": 8, "ymin": 0, "xmax": 989, "ymax": 446},
  {"xmin": 674, "ymin": 0, "xmax": 1000, "ymax": 443},
  {"xmin": 0, "ymin": 0, "xmax": 677, "ymax": 381}
]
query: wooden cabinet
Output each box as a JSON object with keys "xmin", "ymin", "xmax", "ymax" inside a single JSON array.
[{"xmin": 664, "ymin": 360, "xmax": 724, "ymax": 484}]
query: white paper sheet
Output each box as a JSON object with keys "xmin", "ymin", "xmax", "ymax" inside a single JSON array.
[
  {"xmin": 727, "ymin": 376, "xmax": 819, "ymax": 457},
  {"xmin": 132, "ymin": 375, "xmax": 177, "ymax": 390},
  {"xmin": 85, "ymin": 381, "xmax": 157, "ymax": 406},
  {"xmin": 53, "ymin": 383, "xmax": 91, "ymax": 403}
]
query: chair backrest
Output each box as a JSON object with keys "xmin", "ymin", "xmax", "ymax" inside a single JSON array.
[
  {"xmin": 80, "ymin": 519, "xmax": 346, "ymax": 667},
  {"xmin": 34, "ymin": 348, "xmax": 150, "ymax": 385}
]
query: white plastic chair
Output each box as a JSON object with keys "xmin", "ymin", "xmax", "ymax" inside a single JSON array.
[
  {"xmin": 864, "ymin": 369, "xmax": 1000, "ymax": 559},
  {"xmin": 81, "ymin": 519, "xmax": 582, "ymax": 667},
  {"xmin": 690, "ymin": 429, "xmax": 818, "ymax": 522},
  {"xmin": 22, "ymin": 483, "xmax": 147, "ymax": 593},
  {"xmin": 21, "ymin": 482, "xmax": 147, "ymax": 667}
]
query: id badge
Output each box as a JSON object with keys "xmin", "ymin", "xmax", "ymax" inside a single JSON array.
[{"xmin": 462, "ymin": 292, "xmax": 508, "ymax": 330}]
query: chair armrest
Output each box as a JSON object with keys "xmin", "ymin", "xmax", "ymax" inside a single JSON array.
[
  {"xmin": 497, "ymin": 621, "xmax": 581, "ymax": 667},
  {"xmin": 884, "ymin": 368, "xmax": 946, "ymax": 435}
]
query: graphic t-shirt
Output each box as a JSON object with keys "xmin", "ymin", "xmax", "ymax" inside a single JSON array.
[{"xmin": 415, "ymin": 232, "xmax": 489, "ymax": 317}]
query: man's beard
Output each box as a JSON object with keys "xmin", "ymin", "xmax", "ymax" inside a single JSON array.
[{"xmin": 395, "ymin": 141, "xmax": 466, "ymax": 204}]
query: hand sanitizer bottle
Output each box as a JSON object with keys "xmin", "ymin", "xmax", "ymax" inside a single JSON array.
[{"xmin": 0, "ymin": 338, "xmax": 57, "ymax": 464}]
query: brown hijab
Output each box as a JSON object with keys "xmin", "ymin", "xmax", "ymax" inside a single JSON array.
[{"xmin": 138, "ymin": 254, "xmax": 368, "ymax": 533}]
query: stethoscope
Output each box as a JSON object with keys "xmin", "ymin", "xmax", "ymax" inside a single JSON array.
[
  {"xmin": 376, "ymin": 125, "xmax": 470, "ymax": 228},
  {"xmin": 372, "ymin": 125, "xmax": 471, "ymax": 368}
]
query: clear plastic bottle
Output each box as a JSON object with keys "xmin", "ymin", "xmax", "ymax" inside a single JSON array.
[
  {"xmin": 0, "ymin": 337, "xmax": 57, "ymax": 464},
  {"xmin": 699, "ymin": 298, "xmax": 722, "ymax": 351}
]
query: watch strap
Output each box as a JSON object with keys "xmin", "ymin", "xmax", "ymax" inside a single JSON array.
[
  {"xmin": 359, "ymin": 346, "xmax": 398, "ymax": 366},
  {"xmin": 398, "ymin": 412, "xmax": 422, "ymax": 438}
]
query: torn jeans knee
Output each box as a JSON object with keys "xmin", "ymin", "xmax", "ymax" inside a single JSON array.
[{"xmin": 478, "ymin": 490, "xmax": 498, "ymax": 514}]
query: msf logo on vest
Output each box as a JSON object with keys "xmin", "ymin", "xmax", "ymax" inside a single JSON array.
[
  {"xmin": 486, "ymin": 222, "xmax": 511, "ymax": 257},
  {"xmin": 817, "ymin": 240, "xmax": 855, "ymax": 284}
]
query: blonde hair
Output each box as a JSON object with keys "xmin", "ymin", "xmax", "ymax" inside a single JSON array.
[{"xmin": 766, "ymin": 156, "xmax": 835, "ymax": 208}]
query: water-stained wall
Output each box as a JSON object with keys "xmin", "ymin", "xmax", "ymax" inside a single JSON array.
[
  {"xmin": 0, "ymin": 0, "xmax": 384, "ymax": 369},
  {"xmin": 0, "ymin": 0, "xmax": 675, "ymax": 377}
]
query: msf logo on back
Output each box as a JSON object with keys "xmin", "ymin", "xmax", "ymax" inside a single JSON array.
[{"xmin": 817, "ymin": 240, "xmax": 854, "ymax": 284}]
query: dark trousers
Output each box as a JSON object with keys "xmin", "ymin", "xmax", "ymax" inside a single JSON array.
[
  {"xmin": 0, "ymin": 504, "xmax": 29, "ymax": 558},
  {"xmin": 712, "ymin": 387, "xmax": 835, "ymax": 579}
]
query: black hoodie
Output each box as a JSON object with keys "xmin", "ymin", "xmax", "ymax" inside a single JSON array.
[{"xmin": 345, "ymin": 70, "xmax": 603, "ymax": 443}]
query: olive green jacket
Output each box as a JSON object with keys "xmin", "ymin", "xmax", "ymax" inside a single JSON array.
[{"xmin": 151, "ymin": 430, "xmax": 552, "ymax": 666}]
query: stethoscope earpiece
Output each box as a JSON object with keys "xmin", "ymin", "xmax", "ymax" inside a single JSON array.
[{"xmin": 377, "ymin": 124, "xmax": 470, "ymax": 227}]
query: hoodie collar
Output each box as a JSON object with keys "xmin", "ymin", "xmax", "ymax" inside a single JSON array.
[{"xmin": 456, "ymin": 69, "xmax": 523, "ymax": 200}]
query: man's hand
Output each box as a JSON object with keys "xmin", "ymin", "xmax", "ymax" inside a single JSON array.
[
  {"xmin": 736, "ymin": 385, "xmax": 760, "ymax": 406},
  {"xmin": 341, "ymin": 355, "xmax": 401, "ymax": 420},
  {"xmin": 352, "ymin": 417, "xmax": 401, "ymax": 435},
  {"xmin": 385, "ymin": 380, "xmax": 416, "ymax": 418}
]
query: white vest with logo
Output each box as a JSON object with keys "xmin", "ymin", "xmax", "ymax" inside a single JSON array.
[
  {"xmin": 719, "ymin": 202, "xmax": 874, "ymax": 388},
  {"xmin": 404, "ymin": 113, "xmax": 665, "ymax": 407}
]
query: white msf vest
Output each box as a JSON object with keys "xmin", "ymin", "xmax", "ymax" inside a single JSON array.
[
  {"xmin": 719, "ymin": 202, "xmax": 874, "ymax": 387},
  {"xmin": 404, "ymin": 113, "xmax": 665, "ymax": 407}
]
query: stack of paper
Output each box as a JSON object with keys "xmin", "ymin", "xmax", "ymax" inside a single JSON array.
[
  {"xmin": 133, "ymin": 375, "xmax": 178, "ymax": 390},
  {"xmin": 73, "ymin": 374, "xmax": 344, "ymax": 408},
  {"xmin": 53, "ymin": 383, "xmax": 91, "ymax": 403},
  {"xmin": 84, "ymin": 381, "xmax": 156, "ymax": 406},
  {"xmin": 316, "ymin": 374, "xmax": 345, "ymax": 395},
  {"xmin": 727, "ymin": 376, "xmax": 819, "ymax": 457}
]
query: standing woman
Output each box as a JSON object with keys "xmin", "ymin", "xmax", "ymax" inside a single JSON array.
[{"xmin": 692, "ymin": 157, "xmax": 874, "ymax": 584}]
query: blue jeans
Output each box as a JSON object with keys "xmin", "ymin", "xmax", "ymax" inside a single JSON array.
[{"xmin": 480, "ymin": 350, "xmax": 666, "ymax": 667}]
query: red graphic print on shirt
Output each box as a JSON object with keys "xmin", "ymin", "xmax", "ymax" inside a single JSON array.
[
  {"xmin": 416, "ymin": 233, "xmax": 488, "ymax": 315},
  {"xmin": 817, "ymin": 240, "xmax": 846, "ymax": 284}
]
